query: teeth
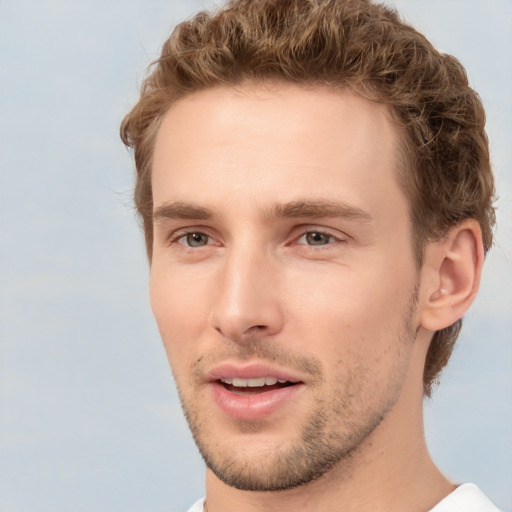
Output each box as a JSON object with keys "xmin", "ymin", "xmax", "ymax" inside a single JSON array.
[{"xmin": 219, "ymin": 377, "xmax": 286, "ymax": 387}]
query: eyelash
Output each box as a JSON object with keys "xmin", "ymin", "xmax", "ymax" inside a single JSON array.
[
  {"xmin": 294, "ymin": 230, "xmax": 340, "ymax": 247},
  {"xmin": 168, "ymin": 228, "xmax": 344, "ymax": 249},
  {"xmin": 168, "ymin": 230, "xmax": 213, "ymax": 248}
]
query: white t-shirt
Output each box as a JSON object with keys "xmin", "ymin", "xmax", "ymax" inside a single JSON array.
[
  {"xmin": 428, "ymin": 483, "xmax": 501, "ymax": 511},
  {"xmin": 186, "ymin": 484, "xmax": 502, "ymax": 512},
  {"xmin": 186, "ymin": 498, "xmax": 204, "ymax": 512}
]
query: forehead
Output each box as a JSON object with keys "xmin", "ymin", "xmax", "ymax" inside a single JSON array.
[{"xmin": 151, "ymin": 83, "xmax": 404, "ymax": 219}]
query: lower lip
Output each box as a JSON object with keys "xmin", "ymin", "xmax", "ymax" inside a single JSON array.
[{"xmin": 209, "ymin": 381, "xmax": 304, "ymax": 420}]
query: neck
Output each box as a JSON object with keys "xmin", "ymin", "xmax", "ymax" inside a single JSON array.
[{"xmin": 203, "ymin": 343, "xmax": 454, "ymax": 512}]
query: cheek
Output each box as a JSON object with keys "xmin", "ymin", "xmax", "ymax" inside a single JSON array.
[
  {"xmin": 286, "ymin": 266, "xmax": 416, "ymax": 363},
  {"xmin": 149, "ymin": 268, "xmax": 211, "ymax": 374},
  {"xmin": 150, "ymin": 261, "xmax": 212, "ymax": 326},
  {"xmin": 290, "ymin": 266, "xmax": 407, "ymax": 328}
]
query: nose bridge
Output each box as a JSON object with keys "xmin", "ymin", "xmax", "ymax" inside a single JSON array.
[{"xmin": 210, "ymin": 238, "xmax": 283, "ymax": 341}]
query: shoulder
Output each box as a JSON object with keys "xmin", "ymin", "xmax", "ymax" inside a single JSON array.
[
  {"xmin": 429, "ymin": 483, "xmax": 502, "ymax": 512},
  {"xmin": 186, "ymin": 497, "xmax": 205, "ymax": 512}
]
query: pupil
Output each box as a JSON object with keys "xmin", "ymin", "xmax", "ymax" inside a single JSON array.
[
  {"xmin": 306, "ymin": 232, "xmax": 328, "ymax": 245},
  {"xmin": 187, "ymin": 233, "xmax": 207, "ymax": 246}
]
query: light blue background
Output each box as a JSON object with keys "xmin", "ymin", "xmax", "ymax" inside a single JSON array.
[{"xmin": 0, "ymin": 1, "xmax": 511, "ymax": 511}]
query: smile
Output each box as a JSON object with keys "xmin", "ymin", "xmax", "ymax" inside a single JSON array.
[
  {"xmin": 219, "ymin": 377, "xmax": 293, "ymax": 391},
  {"xmin": 218, "ymin": 376, "xmax": 294, "ymax": 394},
  {"xmin": 208, "ymin": 365, "xmax": 304, "ymax": 420}
]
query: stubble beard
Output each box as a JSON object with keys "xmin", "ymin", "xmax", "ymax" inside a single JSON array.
[
  {"xmin": 183, "ymin": 394, "xmax": 387, "ymax": 492},
  {"xmin": 175, "ymin": 288, "xmax": 419, "ymax": 492}
]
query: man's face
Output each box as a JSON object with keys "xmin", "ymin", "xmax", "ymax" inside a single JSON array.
[{"xmin": 150, "ymin": 84, "xmax": 422, "ymax": 491}]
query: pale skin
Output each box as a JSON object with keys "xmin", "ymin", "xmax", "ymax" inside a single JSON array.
[{"xmin": 149, "ymin": 84, "xmax": 484, "ymax": 512}]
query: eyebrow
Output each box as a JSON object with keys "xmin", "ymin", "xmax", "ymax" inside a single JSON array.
[
  {"xmin": 152, "ymin": 199, "xmax": 372, "ymax": 224},
  {"xmin": 153, "ymin": 202, "xmax": 213, "ymax": 222},
  {"xmin": 265, "ymin": 200, "xmax": 372, "ymax": 223}
]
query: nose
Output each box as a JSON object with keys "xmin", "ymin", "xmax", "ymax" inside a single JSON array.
[{"xmin": 209, "ymin": 245, "xmax": 285, "ymax": 342}]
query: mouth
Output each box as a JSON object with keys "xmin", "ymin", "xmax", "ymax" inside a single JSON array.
[
  {"xmin": 207, "ymin": 364, "xmax": 305, "ymax": 420},
  {"xmin": 217, "ymin": 376, "xmax": 298, "ymax": 395}
]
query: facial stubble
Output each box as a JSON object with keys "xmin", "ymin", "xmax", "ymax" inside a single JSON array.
[{"xmin": 174, "ymin": 287, "xmax": 420, "ymax": 492}]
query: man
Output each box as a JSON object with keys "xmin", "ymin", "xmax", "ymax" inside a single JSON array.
[{"xmin": 121, "ymin": 0, "xmax": 499, "ymax": 510}]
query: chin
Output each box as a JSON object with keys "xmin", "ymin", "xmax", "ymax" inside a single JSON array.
[{"xmin": 183, "ymin": 397, "xmax": 386, "ymax": 492}]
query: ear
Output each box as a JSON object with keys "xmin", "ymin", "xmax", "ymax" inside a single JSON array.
[{"xmin": 419, "ymin": 219, "xmax": 485, "ymax": 332}]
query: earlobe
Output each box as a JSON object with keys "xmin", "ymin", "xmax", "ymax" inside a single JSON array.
[{"xmin": 420, "ymin": 220, "xmax": 485, "ymax": 332}]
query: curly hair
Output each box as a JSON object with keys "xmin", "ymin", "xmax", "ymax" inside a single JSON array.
[{"xmin": 120, "ymin": 0, "xmax": 495, "ymax": 396}]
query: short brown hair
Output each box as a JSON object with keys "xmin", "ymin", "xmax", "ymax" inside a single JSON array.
[{"xmin": 120, "ymin": 0, "xmax": 495, "ymax": 395}]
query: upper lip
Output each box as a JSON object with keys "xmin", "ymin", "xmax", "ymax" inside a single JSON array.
[{"xmin": 206, "ymin": 361, "xmax": 303, "ymax": 383}]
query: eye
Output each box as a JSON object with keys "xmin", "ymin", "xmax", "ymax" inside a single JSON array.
[
  {"xmin": 297, "ymin": 231, "xmax": 337, "ymax": 246},
  {"xmin": 179, "ymin": 232, "xmax": 210, "ymax": 247}
]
